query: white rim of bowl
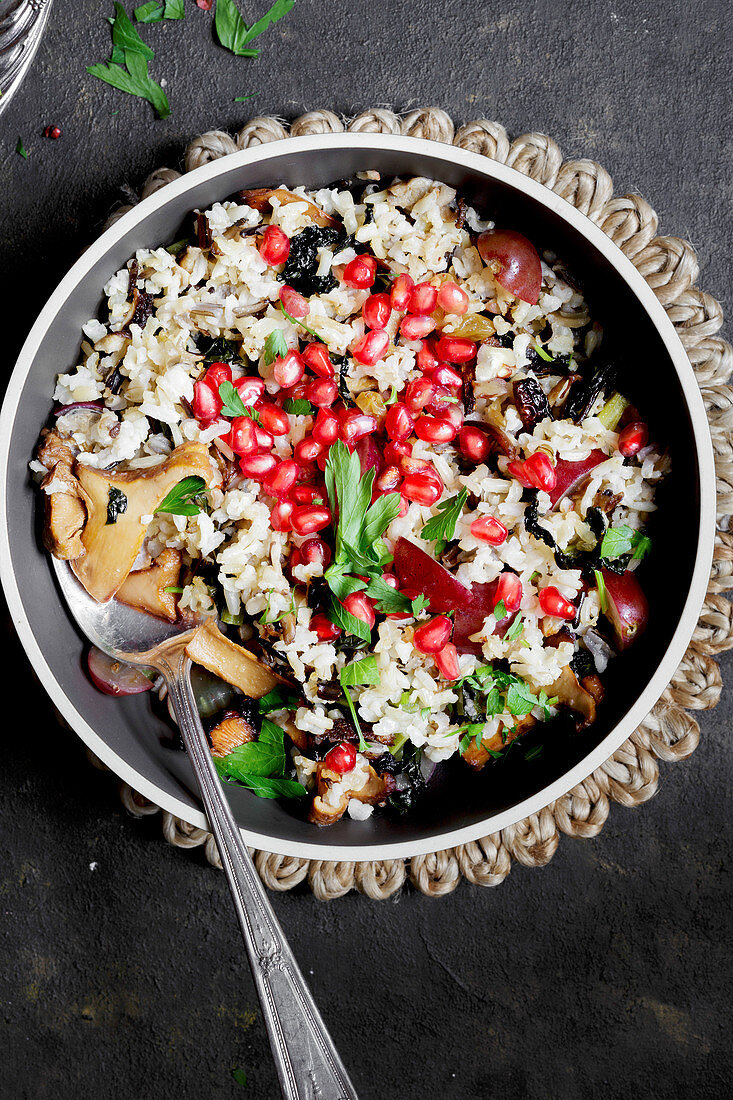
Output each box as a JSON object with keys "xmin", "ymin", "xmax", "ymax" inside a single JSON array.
[{"xmin": 0, "ymin": 134, "xmax": 717, "ymax": 861}]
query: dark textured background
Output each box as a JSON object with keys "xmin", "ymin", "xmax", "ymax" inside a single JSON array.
[{"xmin": 1, "ymin": 2, "xmax": 731, "ymax": 1097}]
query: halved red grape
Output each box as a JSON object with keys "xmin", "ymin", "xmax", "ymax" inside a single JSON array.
[
  {"xmin": 87, "ymin": 647, "xmax": 154, "ymax": 696},
  {"xmin": 393, "ymin": 538, "xmax": 472, "ymax": 612},
  {"xmin": 477, "ymin": 229, "xmax": 542, "ymax": 305}
]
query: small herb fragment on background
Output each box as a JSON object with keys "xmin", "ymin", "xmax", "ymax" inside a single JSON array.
[
  {"xmin": 282, "ymin": 398, "xmax": 315, "ymax": 416},
  {"xmin": 163, "ymin": 585, "xmax": 184, "ymax": 594},
  {"xmin": 257, "ymin": 685, "xmax": 301, "ymax": 713},
  {"xmin": 155, "ymin": 475, "xmax": 207, "ymax": 516},
  {"xmin": 278, "ymin": 300, "xmax": 323, "ymax": 341},
  {"xmin": 106, "ymin": 486, "xmax": 128, "ymax": 524},
  {"xmin": 493, "ymin": 599, "xmax": 507, "ymax": 620},
  {"xmin": 504, "ymin": 613, "xmax": 524, "ymax": 642},
  {"xmin": 339, "ymin": 656, "xmax": 378, "ymax": 751},
  {"xmin": 599, "ymin": 523, "xmax": 651, "ymax": 562},
  {"xmin": 234, "ymin": 93, "xmax": 258, "ymax": 102},
  {"xmin": 421, "ymin": 488, "xmax": 468, "ymax": 546},
  {"xmin": 216, "ymin": 0, "xmax": 296, "ymax": 57},
  {"xmin": 232, "ymin": 1068, "xmax": 248, "ymax": 1087},
  {"xmin": 165, "ymin": 236, "xmax": 190, "ymax": 255},
  {"xmin": 218, "ymin": 380, "xmax": 260, "ymax": 421},
  {"xmin": 15, "ymin": 137, "xmax": 28, "ymax": 159},
  {"xmin": 534, "ymin": 344, "xmax": 554, "ymax": 362},
  {"xmin": 594, "ymin": 568, "xmax": 607, "ymax": 611}
]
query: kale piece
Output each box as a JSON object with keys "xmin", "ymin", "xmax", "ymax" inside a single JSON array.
[{"xmin": 281, "ymin": 225, "xmax": 343, "ymax": 295}]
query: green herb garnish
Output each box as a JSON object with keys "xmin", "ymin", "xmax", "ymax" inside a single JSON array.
[
  {"xmin": 421, "ymin": 489, "xmax": 468, "ymax": 546},
  {"xmin": 15, "ymin": 137, "xmax": 28, "ymax": 159},
  {"xmin": 282, "ymin": 398, "xmax": 315, "ymax": 416},
  {"xmin": 232, "ymin": 1068, "xmax": 248, "ymax": 1087},
  {"xmin": 218, "ymin": 380, "xmax": 260, "ymax": 421},
  {"xmin": 339, "ymin": 655, "xmax": 379, "ymax": 751},
  {"xmin": 493, "ymin": 599, "xmax": 507, "ymax": 621},
  {"xmin": 534, "ymin": 344, "xmax": 554, "ymax": 362},
  {"xmin": 154, "ymin": 475, "xmax": 207, "ymax": 516},
  {"xmin": 278, "ymin": 300, "xmax": 324, "ymax": 341},
  {"xmin": 234, "ymin": 93, "xmax": 259, "ymax": 102},
  {"xmin": 594, "ymin": 568, "xmax": 608, "ymax": 611},
  {"xmin": 216, "ymin": 0, "xmax": 295, "ymax": 58},
  {"xmin": 504, "ymin": 613, "xmax": 524, "ymax": 642},
  {"xmin": 262, "ymin": 328, "xmax": 289, "ymax": 366},
  {"xmin": 214, "ymin": 718, "xmax": 306, "ymax": 799},
  {"xmin": 163, "ymin": 585, "xmax": 184, "ymax": 594},
  {"xmin": 257, "ymin": 685, "xmax": 301, "ymax": 713},
  {"xmin": 165, "ymin": 237, "xmax": 190, "ymax": 255},
  {"xmin": 88, "ymin": 3, "xmax": 170, "ymax": 119},
  {"xmin": 599, "ymin": 524, "xmax": 651, "ymax": 562}
]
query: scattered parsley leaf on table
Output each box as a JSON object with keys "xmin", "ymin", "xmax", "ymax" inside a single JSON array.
[
  {"xmin": 234, "ymin": 93, "xmax": 258, "ymax": 102},
  {"xmin": 110, "ymin": 2, "xmax": 154, "ymax": 59},
  {"xmin": 88, "ymin": 3, "xmax": 170, "ymax": 119},
  {"xmin": 164, "ymin": 0, "xmax": 185, "ymax": 17},
  {"xmin": 15, "ymin": 137, "xmax": 28, "ymax": 159},
  {"xmin": 232, "ymin": 1069, "xmax": 248, "ymax": 1087},
  {"xmin": 216, "ymin": 0, "xmax": 296, "ymax": 57},
  {"xmin": 154, "ymin": 475, "xmax": 208, "ymax": 516},
  {"xmin": 134, "ymin": 1, "xmax": 164, "ymax": 20}
]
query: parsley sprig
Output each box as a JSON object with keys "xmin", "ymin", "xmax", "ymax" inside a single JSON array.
[
  {"xmin": 599, "ymin": 524, "xmax": 651, "ymax": 562},
  {"xmin": 421, "ymin": 489, "xmax": 468, "ymax": 554},
  {"xmin": 215, "ymin": 0, "xmax": 295, "ymax": 58},
  {"xmin": 88, "ymin": 3, "xmax": 170, "ymax": 119},
  {"xmin": 339, "ymin": 654, "xmax": 380, "ymax": 751},
  {"xmin": 218, "ymin": 381, "xmax": 261, "ymax": 422},
  {"xmin": 154, "ymin": 475, "xmax": 208, "ymax": 516},
  {"xmin": 455, "ymin": 664, "xmax": 557, "ymax": 754},
  {"xmin": 214, "ymin": 718, "xmax": 306, "ymax": 799}
]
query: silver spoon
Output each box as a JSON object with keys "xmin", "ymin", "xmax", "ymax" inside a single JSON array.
[{"xmin": 52, "ymin": 557, "xmax": 357, "ymax": 1100}]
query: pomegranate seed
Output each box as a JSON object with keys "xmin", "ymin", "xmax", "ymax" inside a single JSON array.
[
  {"xmin": 259, "ymin": 225, "xmax": 290, "ymax": 266},
  {"xmin": 274, "ymin": 350, "xmax": 305, "ymax": 389},
  {"xmin": 435, "ymin": 642, "xmax": 460, "ymax": 680},
  {"xmin": 414, "ymin": 415, "xmax": 457, "ymax": 444},
  {"xmin": 205, "ymin": 362, "xmax": 232, "ymax": 388},
  {"xmin": 539, "ymin": 586, "xmax": 576, "ymax": 620},
  {"xmin": 459, "ymin": 425, "xmax": 491, "ymax": 464},
  {"xmin": 434, "ymin": 336, "xmax": 476, "ymax": 364},
  {"xmin": 618, "ymin": 421, "xmax": 649, "ymax": 458},
  {"xmin": 312, "ymin": 407, "xmax": 339, "ymax": 446},
  {"xmin": 257, "ymin": 402, "xmax": 290, "ymax": 436},
  {"xmin": 352, "ymin": 329, "xmax": 389, "ymax": 366},
  {"xmin": 311, "ymin": 613, "xmax": 342, "ymax": 642},
  {"xmin": 342, "ymin": 254, "xmax": 377, "ymax": 289},
  {"xmin": 390, "ymin": 273, "xmax": 414, "ymax": 310},
  {"xmin": 397, "ymin": 494, "xmax": 409, "ymax": 517},
  {"xmin": 384, "ymin": 402, "xmax": 414, "ymax": 441},
  {"xmin": 402, "ymin": 472, "xmax": 443, "ymax": 506},
  {"xmin": 239, "ymin": 453, "xmax": 278, "ymax": 479},
  {"xmin": 523, "ymin": 451, "xmax": 557, "ymax": 492},
  {"xmin": 254, "ymin": 425, "xmax": 274, "ymax": 450},
  {"xmin": 43, "ymin": 125, "xmax": 62, "ymax": 140},
  {"xmin": 440, "ymin": 404, "xmax": 464, "ymax": 431},
  {"xmin": 400, "ymin": 455, "xmax": 433, "ymax": 476},
  {"xmin": 432, "ymin": 363, "xmax": 462, "ymax": 389},
  {"xmin": 227, "ymin": 416, "xmax": 259, "ymax": 456},
  {"xmin": 291, "ymin": 505, "xmax": 331, "ymax": 535},
  {"xmin": 426, "ymin": 385, "xmax": 456, "ymax": 415},
  {"xmin": 302, "ymin": 341, "xmax": 334, "ymax": 377},
  {"xmin": 316, "ymin": 450, "xmax": 330, "ymax": 472},
  {"xmin": 285, "ymin": 380, "xmax": 310, "ymax": 402},
  {"xmin": 262, "ymin": 459, "xmax": 299, "ymax": 498},
  {"xmin": 400, "ymin": 315, "xmax": 436, "ymax": 341},
  {"xmin": 192, "ymin": 379, "xmax": 221, "ymax": 421},
  {"xmin": 408, "ymin": 283, "xmax": 438, "ymax": 315},
  {"xmin": 436, "ymin": 282, "xmax": 469, "ymax": 315},
  {"xmin": 323, "ymin": 741, "xmax": 357, "ymax": 774},
  {"xmin": 340, "ymin": 411, "xmax": 378, "ymax": 444},
  {"xmin": 294, "ymin": 437, "xmax": 322, "ymax": 465},
  {"xmin": 342, "ymin": 592, "xmax": 376, "ymax": 630},
  {"xmin": 495, "ymin": 572, "xmax": 522, "ymax": 612},
  {"xmin": 270, "ymin": 499, "xmax": 294, "ymax": 531},
  {"xmin": 290, "ymin": 484, "xmax": 324, "ymax": 504},
  {"xmin": 374, "ymin": 465, "xmax": 402, "ymax": 493},
  {"xmin": 405, "ymin": 377, "xmax": 435, "ymax": 412},
  {"xmin": 280, "ymin": 285, "xmax": 309, "ymax": 319},
  {"xmin": 306, "ymin": 378, "xmax": 338, "ymax": 407},
  {"xmin": 413, "ymin": 615, "xmax": 453, "ymax": 654},
  {"xmin": 506, "ymin": 459, "xmax": 534, "ymax": 488},
  {"xmin": 384, "ymin": 439, "xmax": 412, "ymax": 464},
  {"xmin": 416, "ymin": 344, "xmax": 439, "ymax": 373},
  {"xmin": 382, "ymin": 572, "xmax": 399, "ymax": 589},
  {"xmin": 234, "ymin": 375, "xmax": 266, "ymax": 405},
  {"xmin": 299, "ymin": 537, "xmax": 332, "ymax": 569},
  {"xmin": 362, "ymin": 293, "xmax": 392, "ymax": 331},
  {"xmin": 470, "ymin": 515, "xmax": 508, "ymax": 545},
  {"xmin": 289, "ymin": 547, "xmax": 302, "ymax": 573}
]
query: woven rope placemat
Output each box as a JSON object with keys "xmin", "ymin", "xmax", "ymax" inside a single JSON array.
[{"xmin": 75, "ymin": 107, "xmax": 732, "ymax": 900}]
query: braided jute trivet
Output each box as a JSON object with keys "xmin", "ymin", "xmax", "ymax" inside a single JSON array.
[{"xmin": 81, "ymin": 106, "xmax": 732, "ymax": 901}]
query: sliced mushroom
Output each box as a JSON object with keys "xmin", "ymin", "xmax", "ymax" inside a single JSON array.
[
  {"xmin": 283, "ymin": 719, "xmax": 310, "ymax": 753},
  {"xmin": 546, "ymin": 665, "xmax": 597, "ymax": 730},
  {"xmin": 185, "ymin": 620, "xmax": 287, "ymax": 698},
  {"xmin": 41, "ymin": 461, "xmax": 86, "ymax": 560},
  {"xmin": 462, "ymin": 715, "xmax": 535, "ymax": 771},
  {"xmin": 71, "ymin": 442, "xmax": 216, "ymax": 603},
  {"xmin": 239, "ymin": 187, "xmax": 338, "ymax": 229},
  {"xmin": 37, "ymin": 428, "xmax": 77, "ymax": 469},
  {"xmin": 308, "ymin": 761, "xmax": 390, "ymax": 826},
  {"xmin": 209, "ymin": 712, "xmax": 257, "ymax": 758},
  {"xmin": 116, "ymin": 548, "xmax": 183, "ymax": 622}
]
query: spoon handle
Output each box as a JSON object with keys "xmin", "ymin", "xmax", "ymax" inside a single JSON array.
[{"xmin": 160, "ymin": 643, "xmax": 358, "ymax": 1100}]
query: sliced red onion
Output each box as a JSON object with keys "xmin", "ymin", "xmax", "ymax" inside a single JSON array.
[
  {"xmin": 583, "ymin": 629, "xmax": 616, "ymax": 674},
  {"xmin": 54, "ymin": 401, "xmax": 104, "ymax": 417}
]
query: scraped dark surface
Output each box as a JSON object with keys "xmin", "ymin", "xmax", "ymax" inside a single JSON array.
[{"xmin": 0, "ymin": 1, "xmax": 730, "ymax": 1097}]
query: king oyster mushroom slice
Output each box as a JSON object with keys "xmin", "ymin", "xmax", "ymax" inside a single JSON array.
[
  {"xmin": 116, "ymin": 547, "xmax": 183, "ymax": 623},
  {"xmin": 71, "ymin": 441, "xmax": 217, "ymax": 603},
  {"xmin": 185, "ymin": 620, "xmax": 288, "ymax": 699}
]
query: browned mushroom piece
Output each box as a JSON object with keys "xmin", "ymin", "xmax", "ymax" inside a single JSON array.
[
  {"xmin": 40, "ymin": 458, "xmax": 87, "ymax": 560},
  {"xmin": 283, "ymin": 719, "xmax": 310, "ymax": 753},
  {"xmin": 116, "ymin": 548, "xmax": 183, "ymax": 622},
  {"xmin": 547, "ymin": 665, "xmax": 598, "ymax": 730},
  {"xmin": 307, "ymin": 760, "xmax": 391, "ymax": 826},
  {"xmin": 70, "ymin": 442, "xmax": 217, "ymax": 603},
  {"xmin": 185, "ymin": 620, "xmax": 289, "ymax": 698},
  {"xmin": 461, "ymin": 714, "xmax": 536, "ymax": 771},
  {"xmin": 239, "ymin": 187, "xmax": 338, "ymax": 229},
  {"xmin": 209, "ymin": 711, "xmax": 257, "ymax": 758}
]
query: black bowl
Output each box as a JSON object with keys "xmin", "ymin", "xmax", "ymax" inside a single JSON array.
[{"xmin": 0, "ymin": 135, "xmax": 715, "ymax": 860}]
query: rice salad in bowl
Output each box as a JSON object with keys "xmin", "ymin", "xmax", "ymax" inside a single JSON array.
[{"xmin": 32, "ymin": 173, "xmax": 667, "ymax": 827}]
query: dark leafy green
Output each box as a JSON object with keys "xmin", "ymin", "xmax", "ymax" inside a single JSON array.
[{"xmin": 106, "ymin": 486, "xmax": 128, "ymax": 525}]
